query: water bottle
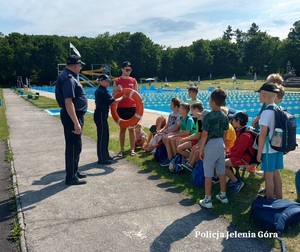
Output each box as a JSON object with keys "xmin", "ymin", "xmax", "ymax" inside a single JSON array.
[{"xmin": 296, "ymin": 169, "xmax": 300, "ymax": 202}]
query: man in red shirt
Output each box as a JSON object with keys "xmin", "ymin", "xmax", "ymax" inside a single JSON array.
[
  {"xmin": 112, "ymin": 61, "xmax": 139, "ymax": 157},
  {"xmin": 225, "ymin": 112, "xmax": 256, "ymax": 194}
]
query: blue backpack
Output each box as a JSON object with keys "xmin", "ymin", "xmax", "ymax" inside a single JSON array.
[
  {"xmin": 154, "ymin": 144, "xmax": 168, "ymax": 162},
  {"xmin": 250, "ymin": 196, "xmax": 300, "ymax": 252},
  {"xmin": 265, "ymin": 105, "xmax": 298, "ymax": 153},
  {"xmin": 169, "ymin": 154, "xmax": 183, "ymax": 173},
  {"xmin": 190, "ymin": 160, "xmax": 205, "ymax": 187}
]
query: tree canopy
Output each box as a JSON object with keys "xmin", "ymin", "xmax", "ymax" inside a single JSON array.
[{"xmin": 1, "ymin": 21, "xmax": 300, "ymax": 86}]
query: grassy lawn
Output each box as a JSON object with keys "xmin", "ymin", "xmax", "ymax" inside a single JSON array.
[
  {"xmin": 0, "ymin": 89, "xmax": 9, "ymax": 141},
  {"xmin": 19, "ymin": 87, "xmax": 300, "ymax": 251}
]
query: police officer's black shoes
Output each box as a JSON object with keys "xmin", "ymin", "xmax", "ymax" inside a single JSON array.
[
  {"xmin": 98, "ymin": 159, "xmax": 112, "ymax": 164},
  {"xmin": 65, "ymin": 177, "xmax": 87, "ymax": 185},
  {"xmin": 77, "ymin": 171, "xmax": 87, "ymax": 178}
]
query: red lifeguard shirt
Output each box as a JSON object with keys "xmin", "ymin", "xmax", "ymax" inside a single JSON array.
[{"xmin": 115, "ymin": 76, "xmax": 137, "ymax": 108}]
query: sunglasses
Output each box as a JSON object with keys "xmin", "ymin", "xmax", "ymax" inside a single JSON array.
[{"xmin": 124, "ymin": 68, "xmax": 132, "ymax": 72}]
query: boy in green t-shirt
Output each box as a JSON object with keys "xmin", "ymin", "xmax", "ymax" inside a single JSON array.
[
  {"xmin": 199, "ymin": 88, "xmax": 229, "ymax": 208},
  {"xmin": 186, "ymin": 86, "xmax": 202, "ymax": 114}
]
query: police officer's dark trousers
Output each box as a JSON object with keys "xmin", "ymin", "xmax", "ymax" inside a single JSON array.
[
  {"xmin": 94, "ymin": 110, "xmax": 109, "ymax": 161},
  {"xmin": 60, "ymin": 109, "xmax": 84, "ymax": 181}
]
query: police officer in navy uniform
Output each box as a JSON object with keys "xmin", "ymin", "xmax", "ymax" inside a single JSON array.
[
  {"xmin": 55, "ymin": 55, "xmax": 88, "ymax": 185},
  {"xmin": 94, "ymin": 74, "xmax": 124, "ymax": 164}
]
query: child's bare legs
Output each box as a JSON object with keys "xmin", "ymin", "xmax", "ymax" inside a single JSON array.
[
  {"xmin": 264, "ymin": 171, "xmax": 275, "ymax": 199},
  {"xmin": 219, "ymin": 174, "xmax": 227, "ymax": 193},
  {"xmin": 139, "ymin": 136, "xmax": 147, "ymax": 147},
  {"xmin": 177, "ymin": 141, "xmax": 192, "ymax": 159},
  {"xmin": 205, "ymin": 177, "xmax": 212, "ymax": 196},
  {"xmin": 225, "ymin": 159, "xmax": 238, "ymax": 182},
  {"xmin": 170, "ymin": 137, "xmax": 179, "ymax": 155},
  {"xmin": 273, "ymin": 169, "xmax": 282, "ymax": 199},
  {"xmin": 163, "ymin": 135, "xmax": 175, "ymax": 160},
  {"xmin": 189, "ymin": 148, "xmax": 201, "ymax": 166}
]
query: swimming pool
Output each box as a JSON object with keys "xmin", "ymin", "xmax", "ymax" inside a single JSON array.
[{"xmin": 32, "ymin": 86, "xmax": 300, "ymax": 135}]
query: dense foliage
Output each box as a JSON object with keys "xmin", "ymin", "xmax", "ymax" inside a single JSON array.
[{"xmin": 1, "ymin": 21, "xmax": 300, "ymax": 86}]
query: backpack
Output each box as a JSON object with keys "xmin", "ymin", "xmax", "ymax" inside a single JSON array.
[
  {"xmin": 239, "ymin": 126, "xmax": 260, "ymax": 165},
  {"xmin": 169, "ymin": 154, "xmax": 183, "ymax": 173},
  {"xmin": 154, "ymin": 144, "xmax": 168, "ymax": 162},
  {"xmin": 265, "ymin": 105, "xmax": 298, "ymax": 153},
  {"xmin": 250, "ymin": 196, "xmax": 300, "ymax": 252},
  {"xmin": 190, "ymin": 160, "xmax": 205, "ymax": 187}
]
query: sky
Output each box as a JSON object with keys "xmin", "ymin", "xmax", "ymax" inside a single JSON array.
[{"xmin": 0, "ymin": 0, "xmax": 300, "ymax": 48}]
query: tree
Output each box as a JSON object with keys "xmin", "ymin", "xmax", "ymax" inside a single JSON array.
[
  {"xmin": 234, "ymin": 29, "xmax": 245, "ymax": 47},
  {"xmin": 190, "ymin": 39, "xmax": 213, "ymax": 78},
  {"xmin": 288, "ymin": 20, "xmax": 300, "ymax": 41},
  {"xmin": 210, "ymin": 39, "xmax": 241, "ymax": 77},
  {"xmin": 222, "ymin": 25, "xmax": 234, "ymax": 41},
  {"xmin": 247, "ymin": 23, "xmax": 260, "ymax": 37},
  {"xmin": 172, "ymin": 46, "xmax": 194, "ymax": 80},
  {"xmin": 242, "ymin": 32, "xmax": 281, "ymax": 75}
]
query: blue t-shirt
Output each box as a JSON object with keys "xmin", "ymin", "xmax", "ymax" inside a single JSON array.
[{"xmin": 55, "ymin": 68, "xmax": 87, "ymax": 112}]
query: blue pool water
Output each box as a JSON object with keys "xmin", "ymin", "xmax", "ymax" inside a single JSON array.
[
  {"xmin": 45, "ymin": 108, "xmax": 93, "ymax": 116},
  {"xmin": 33, "ymin": 86, "xmax": 300, "ymax": 135}
]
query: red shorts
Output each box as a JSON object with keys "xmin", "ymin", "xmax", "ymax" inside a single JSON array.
[
  {"xmin": 230, "ymin": 157, "xmax": 248, "ymax": 167},
  {"xmin": 191, "ymin": 140, "xmax": 198, "ymax": 146}
]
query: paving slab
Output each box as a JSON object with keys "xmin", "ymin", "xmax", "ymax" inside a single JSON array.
[{"xmin": 4, "ymin": 89, "xmax": 277, "ymax": 252}]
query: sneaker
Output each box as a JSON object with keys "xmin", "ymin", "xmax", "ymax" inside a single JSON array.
[
  {"xmin": 160, "ymin": 159, "xmax": 170, "ymax": 167},
  {"xmin": 117, "ymin": 151, "xmax": 123, "ymax": 157},
  {"xmin": 130, "ymin": 150, "xmax": 136, "ymax": 156},
  {"xmin": 216, "ymin": 193, "xmax": 229, "ymax": 204},
  {"xmin": 246, "ymin": 166, "xmax": 256, "ymax": 172},
  {"xmin": 175, "ymin": 164, "xmax": 184, "ymax": 173},
  {"xmin": 181, "ymin": 163, "xmax": 193, "ymax": 171},
  {"xmin": 231, "ymin": 181, "xmax": 244, "ymax": 194},
  {"xmin": 256, "ymin": 170, "xmax": 264, "ymax": 176},
  {"xmin": 258, "ymin": 187, "xmax": 266, "ymax": 195},
  {"xmin": 199, "ymin": 198, "xmax": 212, "ymax": 208},
  {"xmin": 212, "ymin": 176, "xmax": 220, "ymax": 185},
  {"xmin": 226, "ymin": 179, "xmax": 234, "ymax": 187},
  {"xmin": 150, "ymin": 149, "xmax": 156, "ymax": 155}
]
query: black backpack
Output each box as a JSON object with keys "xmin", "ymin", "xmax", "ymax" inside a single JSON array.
[
  {"xmin": 265, "ymin": 105, "xmax": 298, "ymax": 153},
  {"xmin": 239, "ymin": 126, "xmax": 260, "ymax": 165}
]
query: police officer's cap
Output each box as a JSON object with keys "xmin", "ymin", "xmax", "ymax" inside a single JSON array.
[
  {"xmin": 67, "ymin": 55, "xmax": 85, "ymax": 65},
  {"xmin": 97, "ymin": 74, "xmax": 111, "ymax": 81},
  {"xmin": 121, "ymin": 61, "xmax": 133, "ymax": 68}
]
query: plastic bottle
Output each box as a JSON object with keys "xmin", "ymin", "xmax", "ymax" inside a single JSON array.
[{"xmin": 296, "ymin": 169, "xmax": 300, "ymax": 202}]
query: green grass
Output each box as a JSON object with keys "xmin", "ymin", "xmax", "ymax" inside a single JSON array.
[
  {"xmin": 21, "ymin": 90, "xmax": 60, "ymax": 109},
  {"xmin": 0, "ymin": 89, "xmax": 9, "ymax": 141},
  {"xmin": 20, "ymin": 85, "xmax": 300, "ymax": 251},
  {"xmin": 0, "ymin": 88, "xmax": 21, "ymax": 246}
]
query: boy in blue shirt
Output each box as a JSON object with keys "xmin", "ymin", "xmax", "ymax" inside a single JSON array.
[
  {"xmin": 199, "ymin": 88, "xmax": 229, "ymax": 208},
  {"xmin": 256, "ymin": 82, "xmax": 284, "ymax": 199}
]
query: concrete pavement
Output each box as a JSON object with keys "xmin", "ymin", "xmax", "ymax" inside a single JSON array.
[{"xmin": 4, "ymin": 89, "xmax": 276, "ymax": 252}]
